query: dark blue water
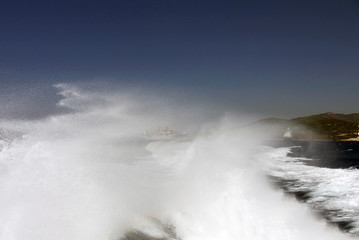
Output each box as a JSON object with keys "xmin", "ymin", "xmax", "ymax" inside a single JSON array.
[
  {"xmin": 263, "ymin": 140, "xmax": 359, "ymax": 236},
  {"xmin": 266, "ymin": 140, "xmax": 359, "ymax": 169}
]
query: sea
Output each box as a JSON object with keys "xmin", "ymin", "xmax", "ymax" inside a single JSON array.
[
  {"xmin": 0, "ymin": 83, "xmax": 357, "ymax": 240},
  {"xmin": 263, "ymin": 140, "xmax": 359, "ymax": 236}
]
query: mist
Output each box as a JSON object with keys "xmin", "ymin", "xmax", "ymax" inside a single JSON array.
[{"xmin": 0, "ymin": 83, "xmax": 351, "ymax": 240}]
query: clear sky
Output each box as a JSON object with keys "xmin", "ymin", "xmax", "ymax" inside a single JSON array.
[{"xmin": 0, "ymin": 0, "xmax": 358, "ymax": 119}]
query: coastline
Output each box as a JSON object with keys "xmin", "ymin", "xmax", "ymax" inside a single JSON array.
[{"xmin": 267, "ymin": 138, "xmax": 359, "ymax": 142}]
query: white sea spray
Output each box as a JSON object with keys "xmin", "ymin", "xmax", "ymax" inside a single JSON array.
[{"xmin": 0, "ymin": 83, "xmax": 351, "ymax": 240}]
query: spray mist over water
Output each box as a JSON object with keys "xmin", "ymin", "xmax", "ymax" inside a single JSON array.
[{"xmin": 0, "ymin": 83, "xmax": 351, "ymax": 239}]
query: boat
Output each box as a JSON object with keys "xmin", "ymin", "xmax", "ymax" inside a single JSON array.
[
  {"xmin": 283, "ymin": 127, "xmax": 293, "ymax": 139},
  {"xmin": 143, "ymin": 125, "xmax": 186, "ymax": 141}
]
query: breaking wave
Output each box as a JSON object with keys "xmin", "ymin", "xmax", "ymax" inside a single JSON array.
[
  {"xmin": 0, "ymin": 83, "xmax": 351, "ymax": 239},
  {"xmin": 260, "ymin": 146, "xmax": 359, "ymax": 236}
]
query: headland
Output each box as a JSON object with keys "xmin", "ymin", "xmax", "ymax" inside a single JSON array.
[{"xmin": 249, "ymin": 112, "xmax": 359, "ymax": 141}]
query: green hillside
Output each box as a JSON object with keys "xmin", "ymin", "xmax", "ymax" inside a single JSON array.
[
  {"xmin": 250, "ymin": 112, "xmax": 359, "ymax": 140},
  {"xmin": 292, "ymin": 113, "xmax": 359, "ymax": 140}
]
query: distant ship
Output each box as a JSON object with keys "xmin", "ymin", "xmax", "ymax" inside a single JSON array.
[
  {"xmin": 283, "ymin": 127, "xmax": 293, "ymax": 139},
  {"xmin": 143, "ymin": 125, "xmax": 187, "ymax": 141}
]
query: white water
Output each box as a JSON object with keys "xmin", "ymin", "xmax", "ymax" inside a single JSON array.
[
  {"xmin": 0, "ymin": 84, "xmax": 352, "ymax": 239},
  {"xmin": 260, "ymin": 146, "xmax": 359, "ymax": 235}
]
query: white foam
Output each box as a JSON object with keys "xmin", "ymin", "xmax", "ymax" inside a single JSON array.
[
  {"xmin": 0, "ymin": 83, "xmax": 351, "ymax": 240},
  {"xmin": 260, "ymin": 146, "xmax": 359, "ymax": 235}
]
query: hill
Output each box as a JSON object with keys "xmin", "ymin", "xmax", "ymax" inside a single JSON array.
[
  {"xmin": 292, "ymin": 112, "xmax": 359, "ymax": 140},
  {"xmin": 250, "ymin": 112, "xmax": 359, "ymax": 140}
]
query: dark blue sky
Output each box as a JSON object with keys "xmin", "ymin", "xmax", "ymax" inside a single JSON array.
[{"xmin": 1, "ymin": 0, "xmax": 359, "ymax": 118}]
